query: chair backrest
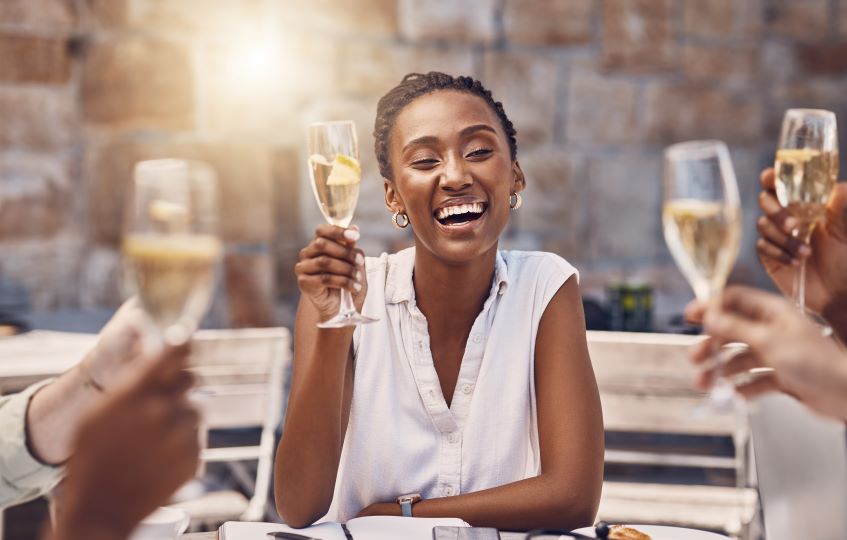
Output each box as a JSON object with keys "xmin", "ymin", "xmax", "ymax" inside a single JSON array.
[
  {"xmin": 589, "ymin": 331, "xmax": 742, "ymax": 438},
  {"xmin": 748, "ymin": 393, "xmax": 847, "ymax": 540},
  {"xmin": 189, "ymin": 327, "xmax": 292, "ymax": 521}
]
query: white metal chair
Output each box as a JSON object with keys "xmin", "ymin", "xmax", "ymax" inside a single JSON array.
[
  {"xmin": 169, "ymin": 327, "xmax": 291, "ymax": 529},
  {"xmin": 588, "ymin": 331, "xmax": 758, "ymax": 538}
]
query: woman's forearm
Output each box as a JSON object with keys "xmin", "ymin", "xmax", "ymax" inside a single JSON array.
[
  {"xmin": 368, "ymin": 473, "xmax": 598, "ymax": 531},
  {"xmin": 274, "ymin": 301, "xmax": 355, "ymax": 527}
]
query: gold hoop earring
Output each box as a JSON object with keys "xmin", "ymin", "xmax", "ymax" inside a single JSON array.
[
  {"xmin": 392, "ymin": 211, "xmax": 410, "ymax": 229},
  {"xmin": 509, "ymin": 193, "xmax": 522, "ymax": 210}
]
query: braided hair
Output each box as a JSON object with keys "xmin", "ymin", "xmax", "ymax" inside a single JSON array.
[{"xmin": 373, "ymin": 72, "xmax": 518, "ymax": 181}]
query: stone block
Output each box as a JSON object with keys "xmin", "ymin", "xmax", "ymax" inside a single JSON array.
[
  {"xmin": 0, "ymin": 34, "xmax": 71, "ymax": 84},
  {"xmin": 644, "ymin": 83, "xmax": 763, "ymax": 145},
  {"xmin": 86, "ymin": 139, "xmax": 274, "ymax": 246},
  {"xmin": 564, "ymin": 70, "xmax": 637, "ymax": 145},
  {"xmin": 224, "ymin": 251, "xmax": 277, "ymax": 327},
  {"xmin": 792, "ymin": 42, "xmax": 847, "ymax": 76},
  {"xmin": 482, "ymin": 51, "xmax": 559, "ymax": 146},
  {"xmin": 0, "ymin": 235, "xmax": 85, "ymax": 310},
  {"xmin": 683, "ymin": 45, "xmax": 758, "ymax": 82},
  {"xmin": 340, "ymin": 42, "xmax": 475, "ymax": 97},
  {"xmin": 399, "ymin": 0, "xmax": 497, "ymax": 44},
  {"xmin": 129, "ymin": 0, "xmax": 267, "ymax": 34},
  {"xmin": 0, "ymin": 89, "xmax": 77, "ymax": 150},
  {"xmin": 765, "ymin": 0, "xmax": 829, "ymax": 40},
  {"xmin": 285, "ymin": 0, "xmax": 398, "ymax": 38},
  {"xmin": 584, "ymin": 153, "xmax": 663, "ymax": 261},
  {"xmin": 82, "ymin": 37, "xmax": 194, "ymax": 130},
  {"xmin": 0, "ymin": 0, "xmax": 76, "ymax": 30},
  {"xmin": 503, "ymin": 0, "xmax": 594, "ymax": 45},
  {"xmin": 78, "ymin": 247, "xmax": 122, "ymax": 308},
  {"xmin": 511, "ymin": 147, "xmax": 586, "ymax": 255},
  {"xmin": 0, "ymin": 154, "xmax": 73, "ymax": 240},
  {"xmin": 683, "ymin": 0, "xmax": 763, "ymax": 39},
  {"xmin": 601, "ymin": 0, "xmax": 675, "ymax": 72}
]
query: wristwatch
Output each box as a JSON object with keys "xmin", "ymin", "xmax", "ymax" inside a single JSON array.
[{"xmin": 396, "ymin": 492, "xmax": 422, "ymax": 517}]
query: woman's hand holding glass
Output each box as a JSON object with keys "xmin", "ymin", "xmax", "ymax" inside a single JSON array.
[
  {"xmin": 295, "ymin": 224, "xmax": 368, "ymax": 324},
  {"xmin": 756, "ymin": 167, "xmax": 847, "ymax": 316}
]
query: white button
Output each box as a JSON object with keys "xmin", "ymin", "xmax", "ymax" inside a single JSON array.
[
  {"xmin": 428, "ymin": 389, "xmax": 436, "ymax": 400},
  {"xmin": 444, "ymin": 486, "xmax": 455, "ymax": 496},
  {"xmin": 472, "ymin": 334, "xmax": 482, "ymax": 344},
  {"xmin": 462, "ymin": 384, "xmax": 473, "ymax": 395},
  {"xmin": 447, "ymin": 432, "xmax": 459, "ymax": 443},
  {"xmin": 418, "ymin": 341, "xmax": 425, "ymax": 352}
]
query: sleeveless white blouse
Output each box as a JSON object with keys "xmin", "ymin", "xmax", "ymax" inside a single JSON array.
[{"xmin": 326, "ymin": 247, "xmax": 578, "ymax": 522}]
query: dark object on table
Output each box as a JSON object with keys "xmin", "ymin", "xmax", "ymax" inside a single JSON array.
[
  {"xmin": 267, "ymin": 531, "xmax": 322, "ymax": 540},
  {"xmin": 606, "ymin": 283, "xmax": 652, "ymax": 332},
  {"xmin": 524, "ymin": 520, "xmax": 611, "ymax": 539},
  {"xmin": 583, "ymin": 297, "xmax": 611, "ymax": 330}
]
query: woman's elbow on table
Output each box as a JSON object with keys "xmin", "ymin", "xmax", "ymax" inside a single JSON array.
[{"xmin": 275, "ymin": 489, "xmax": 331, "ymax": 529}]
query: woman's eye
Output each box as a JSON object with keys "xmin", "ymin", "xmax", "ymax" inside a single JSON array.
[
  {"xmin": 466, "ymin": 148, "xmax": 492, "ymax": 159},
  {"xmin": 411, "ymin": 158, "xmax": 439, "ymax": 168}
]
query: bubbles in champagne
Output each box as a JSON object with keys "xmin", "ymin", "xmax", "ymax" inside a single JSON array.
[
  {"xmin": 775, "ymin": 148, "xmax": 838, "ymax": 236},
  {"xmin": 309, "ymin": 154, "xmax": 361, "ymax": 228},
  {"xmin": 663, "ymin": 199, "xmax": 741, "ymax": 302},
  {"xmin": 123, "ymin": 233, "xmax": 222, "ymax": 332}
]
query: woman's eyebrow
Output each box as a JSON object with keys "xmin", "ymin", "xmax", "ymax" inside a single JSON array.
[
  {"xmin": 401, "ymin": 124, "xmax": 497, "ymax": 153},
  {"xmin": 402, "ymin": 135, "xmax": 438, "ymax": 153},
  {"xmin": 459, "ymin": 124, "xmax": 497, "ymax": 138}
]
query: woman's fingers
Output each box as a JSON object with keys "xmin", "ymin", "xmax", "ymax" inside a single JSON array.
[
  {"xmin": 295, "ymin": 256, "xmax": 359, "ymax": 281},
  {"xmin": 299, "ymin": 235, "xmax": 362, "ymax": 266},
  {"xmin": 760, "ymin": 168, "xmax": 775, "ymax": 191},
  {"xmin": 756, "ymin": 215, "xmax": 807, "ymax": 262},
  {"xmin": 297, "ymin": 272, "xmax": 361, "ymax": 295}
]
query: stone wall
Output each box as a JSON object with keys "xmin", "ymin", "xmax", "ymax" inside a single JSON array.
[{"xmin": 1, "ymin": 0, "xmax": 846, "ymax": 327}]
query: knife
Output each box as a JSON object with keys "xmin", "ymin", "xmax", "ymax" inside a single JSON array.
[{"xmin": 266, "ymin": 532, "xmax": 323, "ymax": 540}]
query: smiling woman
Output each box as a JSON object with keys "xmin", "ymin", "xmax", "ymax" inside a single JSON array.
[{"xmin": 274, "ymin": 72, "xmax": 604, "ymax": 532}]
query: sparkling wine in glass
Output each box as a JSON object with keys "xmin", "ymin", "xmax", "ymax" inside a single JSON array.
[
  {"xmin": 123, "ymin": 159, "xmax": 222, "ymax": 348},
  {"xmin": 774, "ymin": 109, "xmax": 839, "ymax": 312},
  {"xmin": 663, "ymin": 140, "xmax": 742, "ymax": 409},
  {"xmin": 307, "ymin": 120, "xmax": 377, "ymax": 328}
]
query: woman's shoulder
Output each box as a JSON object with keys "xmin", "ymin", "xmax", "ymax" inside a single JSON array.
[{"xmin": 499, "ymin": 250, "xmax": 579, "ymax": 283}]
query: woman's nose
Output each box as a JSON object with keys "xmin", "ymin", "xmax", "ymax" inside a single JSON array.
[{"xmin": 439, "ymin": 156, "xmax": 472, "ymax": 191}]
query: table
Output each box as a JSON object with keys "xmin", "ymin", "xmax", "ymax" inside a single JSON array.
[
  {"xmin": 184, "ymin": 533, "xmax": 529, "ymax": 540},
  {"xmin": 0, "ymin": 330, "xmax": 96, "ymax": 393}
]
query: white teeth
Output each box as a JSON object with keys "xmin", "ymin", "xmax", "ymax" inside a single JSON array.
[{"xmin": 435, "ymin": 202, "xmax": 484, "ymax": 220}]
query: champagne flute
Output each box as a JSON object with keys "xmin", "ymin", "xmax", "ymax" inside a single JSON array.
[
  {"xmin": 307, "ymin": 120, "xmax": 377, "ymax": 328},
  {"xmin": 774, "ymin": 109, "xmax": 839, "ymax": 312},
  {"xmin": 663, "ymin": 140, "xmax": 742, "ymax": 410},
  {"xmin": 122, "ymin": 159, "xmax": 223, "ymax": 349}
]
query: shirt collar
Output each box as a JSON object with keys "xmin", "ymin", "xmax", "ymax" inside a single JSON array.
[{"xmin": 385, "ymin": 247, "xmax": 510, "ymax": 305}]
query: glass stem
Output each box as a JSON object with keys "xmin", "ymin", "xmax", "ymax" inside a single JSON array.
[
  {"xmin": 338, "ymin": 289, "xmax": 357, "ymax": 317},
  {"xmin": 793, "ymin": 256, "xmax": 807, "ymax": 313}
]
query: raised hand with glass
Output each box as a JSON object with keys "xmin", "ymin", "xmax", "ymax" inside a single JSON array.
[
  {"xmin": 307, "ymin": 120, "xmax": 377, "ymax": 328},
  {"xmin": 122, "ymin": 159, "xmax": 222, "ymax": 348},
  {"xmin": 774, "ymin": 109, "xmax": 839, "ymax": 313},
  {"xmin": 663, "ymin": 140, "xmax": 742, "ymax": 410}
]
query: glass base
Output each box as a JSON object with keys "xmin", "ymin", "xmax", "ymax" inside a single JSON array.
[{"xmin": 317, "ymin": 311, "xmax": 379, "ymax": 328}]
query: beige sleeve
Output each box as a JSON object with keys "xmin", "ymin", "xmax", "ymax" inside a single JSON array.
[{"xmin": 0, "ymin": 379, "xmax": 63, "ymax": 509}]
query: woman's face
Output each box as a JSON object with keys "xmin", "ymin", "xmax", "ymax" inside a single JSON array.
[{"xmin": 384, "ymin": 90, "xmax": 524, "ymax": 264}]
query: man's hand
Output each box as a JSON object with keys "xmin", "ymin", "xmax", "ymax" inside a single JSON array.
[
  {"xmin": 53, "ymin": 343, "xmax": 200, "ymax": 540},
  {"xmin": 79, "ymin": 299, "xmax": 147, "ymax": 390},
  {"xmin": 688, "ymin": 286, "xmax": 847, "ymax": 420}
]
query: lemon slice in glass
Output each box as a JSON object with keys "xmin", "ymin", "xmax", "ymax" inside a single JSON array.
[
  {"xmin": 149, "ymin": 199, "xmax": 189, "ymax": 222},
  {"xmin": 326, "ymin": 155, "xmax": 361, "ymax": 186}
]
